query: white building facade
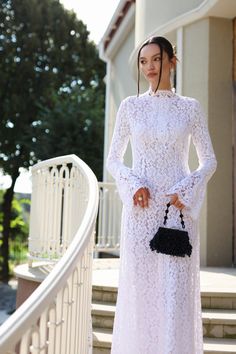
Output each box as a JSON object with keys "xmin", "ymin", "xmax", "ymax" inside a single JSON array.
[{"xmin": 99, "ymin": 0, "xmax": 236, "ymax": 267}]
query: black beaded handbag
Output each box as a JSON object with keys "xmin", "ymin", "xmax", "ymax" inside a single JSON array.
[{"xmin": 149, "ymin": 202, "xmax": 192, "ymax": 258}]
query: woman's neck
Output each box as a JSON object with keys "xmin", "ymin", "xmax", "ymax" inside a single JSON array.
[{"xmin": 150, "ymin": 82, "xmax": 172, "ymax": 92}]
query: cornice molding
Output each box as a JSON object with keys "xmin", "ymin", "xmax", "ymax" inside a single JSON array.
[{"xmin": 99, "ymin": 0, "xmax": 135, "ymax": 62}]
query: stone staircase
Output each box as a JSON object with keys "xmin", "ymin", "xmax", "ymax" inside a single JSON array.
[{"xmin": 92, "ymin": 259, "xmax": 236, "ymax": 354}]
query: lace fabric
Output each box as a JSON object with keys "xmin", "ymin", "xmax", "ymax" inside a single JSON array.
[{"xmin": 106, "ymin": 90, "xmax": 217, "ymax": 354}]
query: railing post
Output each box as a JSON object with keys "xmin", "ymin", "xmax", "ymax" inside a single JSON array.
[{"xmin": 95, "ymin": 182, "xmax": 122, "ymax": 253}]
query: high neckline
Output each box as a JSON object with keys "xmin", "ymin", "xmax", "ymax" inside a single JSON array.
[{"xmin": 148, "ymin": 88, "xmax": 175, "ymax": 98}]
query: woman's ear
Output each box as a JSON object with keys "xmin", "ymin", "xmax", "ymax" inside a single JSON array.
[{"xmin": 171, "ymin": 56, "xmax": 177, "ymax": 69}]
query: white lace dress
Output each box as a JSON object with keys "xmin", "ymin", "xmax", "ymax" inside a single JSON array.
[{"xmin": 106, "ymin": 89, "xmax": 217, "ymax": 354}]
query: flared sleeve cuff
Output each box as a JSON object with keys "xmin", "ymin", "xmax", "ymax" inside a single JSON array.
[
  {"xmin": 114, "ymin": 172, "xmax": 149, "ymax": 207},
  {"xmin": 166, "ymin": 171, "xmax": 207, "ymax": 220}
]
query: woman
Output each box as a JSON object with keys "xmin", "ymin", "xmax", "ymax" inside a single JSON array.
[{"xmin": 106, "ymin": 36, "xmax": 217, "ymax": 354}]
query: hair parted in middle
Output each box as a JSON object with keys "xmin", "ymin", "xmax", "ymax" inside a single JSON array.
[{"xmin": 137, "ymin": 36, "xmax": 176, "ymax": 96}]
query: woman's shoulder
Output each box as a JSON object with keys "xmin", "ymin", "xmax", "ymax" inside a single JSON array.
[
  {"xmin": 121, "ymin": 94, "xmax": 140, "ymax": 104},
  {"xmin": 119, "ymin": 94, "xmax": 144, "ymax": 111},
  {"xmin": 175, "ymin": 93, "xmax": 200, "ymax": 107}
]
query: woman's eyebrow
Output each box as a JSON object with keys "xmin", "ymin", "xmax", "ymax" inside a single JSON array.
[{"xmin": 140, "ymin": 53, "xmax": 161, "ymax": 59}]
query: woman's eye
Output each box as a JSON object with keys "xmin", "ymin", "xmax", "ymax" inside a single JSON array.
[
  {"xmin": 140, "ymin": 60, "xmax": 146, "ymax": 64},
  {"xmin": 154, "ymin": 57, "xmax": 161, "ymax": 61}
]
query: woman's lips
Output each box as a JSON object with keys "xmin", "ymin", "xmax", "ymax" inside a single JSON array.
[{"xmin": 147, "ymin": 72, "xmax": 158, "ymax": 78}]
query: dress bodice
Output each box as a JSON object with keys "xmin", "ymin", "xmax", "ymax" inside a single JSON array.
[{"xmin": 128, "ymin": 92, "xmax": 193, "ymax": 184}]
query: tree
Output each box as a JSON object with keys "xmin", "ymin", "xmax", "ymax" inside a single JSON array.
[
  {"xmin": 35, "ymin": 84, "xmax": 105, "ymax": 180},
  {"xmin": 0, "ymin": 0, "xmax": 105, "ymax": 280}
]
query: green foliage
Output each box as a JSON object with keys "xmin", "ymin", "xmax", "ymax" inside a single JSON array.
[
  {"xmin": 0, "ymin": 190, "xmax": 30, "ymax": 269},
  {"xmin": 0, "ymin": 191, "xmax": 27, "ymax": 235},
  {"xmin": 0, "ymin": 0, "xmax": 105, "ymax": 176},
  {"xmin": 10, "ymin": 197, "xmax": 29, "ymax": 239}
]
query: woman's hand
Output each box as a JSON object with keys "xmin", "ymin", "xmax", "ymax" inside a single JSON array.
[
  {"xmin": 167, "ymin": 193, "xmax": 185, "ymax": 210},
  {"xmin": 133, "ymin": 187, "xmax": 151, "ymax": 208}
]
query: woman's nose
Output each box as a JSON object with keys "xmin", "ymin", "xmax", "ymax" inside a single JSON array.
[{"xmin": 147, "ymin": 61, "xmax": 154, "ymax": 70}]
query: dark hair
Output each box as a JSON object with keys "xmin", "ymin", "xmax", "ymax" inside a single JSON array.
[{"xmin": 137, "ymin": 36, "xmax": 175, "ymax": 96}]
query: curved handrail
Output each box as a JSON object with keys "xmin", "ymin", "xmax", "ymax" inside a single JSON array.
[{"xmin": 0, "ymin": 154, "xmax": 99, "ymax": 354}]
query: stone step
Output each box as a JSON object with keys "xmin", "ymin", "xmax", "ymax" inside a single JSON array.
[
  {"xmin": 202, "ymin": 292, "xmax": 236, "ymax": 310},
  {"xmin": 93, "ymin": 328, "xmax": 112, "ymax": 354},
  {"xmin": 92, "ymin": 329, "xmax": 236, "ymax": 354},
  {"xmin": 92, "ymin": 284, "xmax": 236, "ymax": 310},
  {"xmin": 92, "ymin": 302, "xmax": 116, "ymax": 330},
  {"xmin": 203, "ymin": 309, "xmax": 236, "ymax": 339},
  {"xmin": 92, "ymin": 285, "xmax": 117, "ymax": 304},
  {"xmin": 92, "ymin": 302, "xmax": 236, "ymax": 338},
  {"xmin": 204, "ymin": 338, "xmax": 236, "ymax": 353}
]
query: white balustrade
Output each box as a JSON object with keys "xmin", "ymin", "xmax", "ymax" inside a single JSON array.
[
  {"xmin": 95, "ymin": 182, "xmax": 122, "ymax": 252},
  {"xmin": 0, "ymin": 154, "xmax": 98, "ymax": 354},
  {"xmin": 28, "ymin": 157, "xmax": 88, "ymax": 262}
]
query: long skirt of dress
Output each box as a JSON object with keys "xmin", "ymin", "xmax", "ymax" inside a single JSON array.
[{"xmin": 111, "ymin": 194, "xmax": 204, "ymax": 354}]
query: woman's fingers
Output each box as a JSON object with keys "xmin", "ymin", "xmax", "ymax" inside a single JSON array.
[
  {"xmin": 173, "ymin": 200, "xmax": 184, "ymax": 209},
  {"xmin": 168, "ymin": 193, "xmax": 185, "ymax": 209},
  {"xmin": 133, "ymin": 187, "xmax": 150, "ymax": 208}
]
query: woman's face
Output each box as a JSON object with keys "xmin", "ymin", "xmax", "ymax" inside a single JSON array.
[{"xmin": 139, "ymin": 43, "xmax": 175, "ymax": 88}]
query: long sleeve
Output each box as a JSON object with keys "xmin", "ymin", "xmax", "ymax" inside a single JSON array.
[
  {"xmin": 166, "ymin": 99, "xmax": 217, "ymax": 220},
  {"xmin": 106, "ymin": 99, "xmax": 148, "ymax": 206}
]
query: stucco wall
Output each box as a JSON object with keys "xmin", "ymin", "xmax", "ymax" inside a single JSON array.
[
  {"xmin": 135, "ymin": 0, "xmax": 204, "ymax": 44},
  {"xmin": 182, "ymin": 17, "xmax": 233, "ymax": 266},
  {"xmin": 182, "ymin": 18, "xmax": 210, "ymax": 265},
  {"xmin": 207, "ymin": 17, "xmax": 233, "ymax": 266},
  {"xmin": 104, "ymin": 28, "xmax": 136, "ymax": 180}
]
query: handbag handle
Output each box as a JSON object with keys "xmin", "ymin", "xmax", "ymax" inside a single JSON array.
[{"xmin": 163, "ymin": 202, "xmax": 185, "ymax": 229}]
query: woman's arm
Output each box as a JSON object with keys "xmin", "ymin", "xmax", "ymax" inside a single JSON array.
[
  {"xmin": 106, "ymin": 98, "xmax": 148, "ymax": 206},
  {"xmin": 166, "ymin": 99, "xmax": 217, "ymax": 219}
]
